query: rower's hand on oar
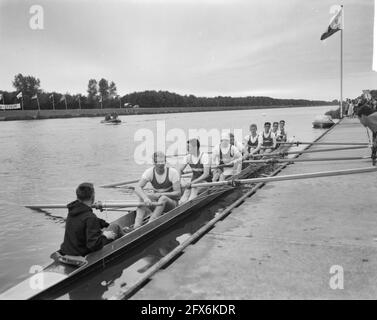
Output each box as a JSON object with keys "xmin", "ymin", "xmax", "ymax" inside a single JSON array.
[
  {"xmin": 103, "ymin": 230, "xmax": 116, "ymax": 240},
  {"xmin": 142, "ymin": 198, "xmax": 153, "ymax": 206},
  {"xmin": 93, "ymin": 201, "xmax": 104, "ymax": 211}
]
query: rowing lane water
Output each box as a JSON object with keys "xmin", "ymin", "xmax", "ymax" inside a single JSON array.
[{"xmin": 0, "ymin": 106, "xmax": 333, "ymax": 298}]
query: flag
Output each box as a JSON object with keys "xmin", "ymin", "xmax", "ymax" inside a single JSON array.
[
  {"xmin": 16, "ymin": 92, "xmax": 23, "ymax": 99},
  {"xmin": 49, "ymin": 94, "xmax": 54, "ymax": 100},
  {"xmin": 31, "ymin": 94, "xmax": 38, "ymax": 100},
  {"xmin": 59, "ymin": 95, "xmax": 66, "ymax": 102},
  {"xmin": 75, "ymin": 95, "xmax": 81, "ymax": 101},
  {"xmin": 321, "ymin": 6, "xmax": 343, "ymax": 41},
  {"xmin": 373, "ymin": 0, "xmax": 377, "ymax": 72},
  {"xmin": 99, "ymin": 95, "xmax": 103, "ymax": 103}
]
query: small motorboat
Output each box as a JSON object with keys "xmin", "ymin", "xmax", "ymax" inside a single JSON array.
[
  {"xmin": 101, "ymin": 113, "xmax": 122, "ymax": 124},
  {"xmin": 312, "ymin": 115, "xmax": 335, "ymax": 129},
  {"xmin": 100, "ymin": 118, "xmax": 122, "ymax": 124}
]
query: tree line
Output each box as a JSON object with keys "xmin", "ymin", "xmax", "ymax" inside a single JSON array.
[{"xmin": 0, "ymin": 73, "xmax": 336, "ymax": 110}]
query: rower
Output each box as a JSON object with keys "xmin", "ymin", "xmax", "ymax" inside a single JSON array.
[
  {"xmin": 243, "ymin": 124, "xmax": 262, "ymax": 158},
  {"xmin": 271, "ymin": 122, "xmax": 279, "ymax": 136},
  {"xmin": 277, "ymin": 120, "xmax": 288, "ymax": 143},
  {"xmin": 271, "ymin": 122, "xmax": 280, "ymax": 149},
  {"xmin": 229, "ymin": 132, "xmax": 244, "ymax": 154},
  {"xmin": 58, "ymin": 183, "xmax": 125, "ymax": 257},
  {"xmin": 357, "ymin": 105, "xmax": 377, "ymax": 165},
  {"xmin": 212, "ymin": 132, "xmax": 242, "ymax": 181},
  {"xmin": 260, "ymin": 122, "xmax": 276, "ymax": 154},
  {"xmin": 134, "ymin": 151, "xmax": 181, "ymax": 228},
  {"xmin": 178, "ymin": 138, "xmax": 212, "ymax": 204}
]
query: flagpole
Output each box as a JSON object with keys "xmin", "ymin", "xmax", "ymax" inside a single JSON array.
[
  {"xmin": 64, "ymin": 96, "xmax": 68, "ymax": 110},
  {"xmin": 37, "ymin": 95, "xmax": 40, "ymax": 111},
  {"xmin": 340, "ymin": 5, "xmax": 344, "ymax": 119},
  {"xmin": 52, "ymin": 95, "xmax": 55, "ymax": 110}
]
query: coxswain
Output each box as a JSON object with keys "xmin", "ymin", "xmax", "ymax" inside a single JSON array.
[
  {"xmin": 58, "ymin": 183, "xmax": 125, "ymax": 258},
  {"xmin": 243, "ymin": 124, "xmax": 262, "ymax": 158},
  {"xmin": 212, "ymin": 132, "xmax": 242, "ymax": 181},
  {"xmin": 178, "ymin": 138, "xmax": 212, "ymax": 203},
  {"xmin": 260, "ymin": 122, "xmax": 276, "ymax": 154},
  {"xmin": 357, "ymin": 105, "xmax": 377, "ymax": 165},
  {"xmin": 134, "ymin": 151, "xmax": 181, "ymax": 228}
]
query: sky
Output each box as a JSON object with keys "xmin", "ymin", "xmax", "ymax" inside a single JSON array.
[{"xmin": 0, "ymin": 0, "xmax": 376, "ymax": 101}]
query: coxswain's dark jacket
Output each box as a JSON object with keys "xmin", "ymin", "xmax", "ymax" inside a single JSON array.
[{"xmin": 60, "ymin": 200, "xmax": 109, "ymax": 256}]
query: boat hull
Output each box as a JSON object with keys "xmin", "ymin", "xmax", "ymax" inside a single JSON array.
[{"xmin": 100, "ymin": 119, "xmax": 122, "ymax": 124}]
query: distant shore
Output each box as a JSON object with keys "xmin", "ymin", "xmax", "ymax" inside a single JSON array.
[{"xmin": 0, "ymin": 104, "xmax": 333, "ymax": 121}]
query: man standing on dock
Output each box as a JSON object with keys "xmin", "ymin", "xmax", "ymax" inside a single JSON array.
[
  {"xmin": 357, "ymin": 105, "xmax": 377, "ymax": 165},
  {"xmin": 134, "ymin": 151, "xmax": 181, "ymax": 228}
]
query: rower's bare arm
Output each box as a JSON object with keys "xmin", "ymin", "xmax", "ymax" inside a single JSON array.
[
  {"xmin": 159, "ymin": 181, "xmax": 181, "ymax": 199},
  {"xmin": 178, "ymin": 163, "xmax": 187, "ymax": 176},
  {"xmin": 229, "ymin": 147, "xmax": 242, "ymax": 164},
  {"xmin": 134, "ymin": 178, "xmax": 150, "ymax": 202},
  {"xmin": 250, "ymin": 144, "xmax": 261, "ymax": 154},
  {"xmin": 191, "ymin": 165, "xmax": 210, "ymax": 185}
]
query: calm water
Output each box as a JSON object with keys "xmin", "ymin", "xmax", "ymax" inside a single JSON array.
[{"xmin": 0, "ymin": 106, "xmax": 332, "ymax": 295}]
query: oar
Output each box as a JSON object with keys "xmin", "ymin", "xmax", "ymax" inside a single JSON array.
[
  {"xmin": 259, "ymin": 146, "xmax": 368, "ymax": 157},
  {"xmin": 100, "ymin": 179, "xmax": 139, "ymax": 188},
  {"xmin": 278, "ymin": 141, "xmax": 369, "ymax": 146},
  {"xmin": 166, "ymin": 151, "xmax": 213, "ymax": 158},
  {"xmin": 243, "ymin": 156, "xmax": 371, "ymax": 164},
  {"xmin": 191, "ymin": 166, "xmax": 377, "ymax": 188},
  {"xmin": 100, "ymin": 172, "xmax": 192, "ymax": 188},
  {"xmin": 25, "ymin": 201, "xmax": 162, "ymax": 211}
]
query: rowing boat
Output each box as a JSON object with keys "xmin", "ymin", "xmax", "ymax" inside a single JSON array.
[{"xmin": 0, "ymin": 144, "xmax": 292, "ymax": 300}]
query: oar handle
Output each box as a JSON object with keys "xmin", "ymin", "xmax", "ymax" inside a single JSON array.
[{"xmin": 93, "ymin": 201, "xmax": 163, "ymax": 210}]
